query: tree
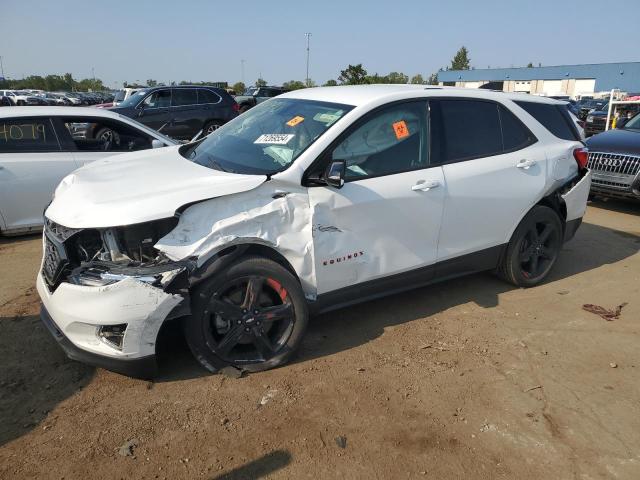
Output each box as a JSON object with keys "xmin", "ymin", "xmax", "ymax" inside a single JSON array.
[
  {"xmin": 427, "ymin": 73, "xmax": 439, "ymax": 85},
  {"xmin": 366, "ymin": 73, "xmax": 387, "ymax": 84},
  {"xmin": 338, "ymin": 64, "xmax": 368, "ymax": 85},
  {"xmin": 410, "ymin": 74, "xmax": 425, "ymax": 85},
  {"xmin": 450, "ymin": 46, "xmax": 471, "ymax": 70},
  {"xmin": 526, "ymin": 62, "xmax": 534, "ymax": 68},
  {"xmin": 146, "ymin": 79, "xmax": 158, "ymax": 87},
  {"xmin": 232, "ymin": 82, "xmax": 246, "ymax": 94},
  {"xmin": 255, "ymin": 78, "xmax": 267, "ymax": 87},
  {"xmin": 282, "ymin": 80, "xmax": 306, "ymax": 90},
  {"xmin": 323, "ymin": 79, "xmax": 338, "ymax": 86},
  {"xmin": 386, "ymin": 72, "xmax": 408, "ymax": 84}
]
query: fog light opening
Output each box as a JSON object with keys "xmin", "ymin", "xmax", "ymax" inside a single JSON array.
[{"xmin": 98, "ymin": 324, "xmax": 127, "ymax": 350}]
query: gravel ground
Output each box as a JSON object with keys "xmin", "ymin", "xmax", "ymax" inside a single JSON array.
[{"xmin": 0, "ymin": 198, "xmax": 639, "ymax": 480}]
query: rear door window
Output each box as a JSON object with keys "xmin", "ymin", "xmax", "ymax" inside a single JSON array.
[
  {"xmin": 0, "ymin": 118, "xmax": 60, "ymax": 153},
  {"xmin": 431, "ymin": 99, "xmax": 502, "ymax": 163},
  {"xmin": 172, "ymin": 89, "xmax": 198, "ymax": 106},
  {"xmin": 514, "ymin": 101, "xmax": 579, "ymax": 141},
  {"xmin": 499, "ymin": 105, "xmax": 536, "ymax": 151}
]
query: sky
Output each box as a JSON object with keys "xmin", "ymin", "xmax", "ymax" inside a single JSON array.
[{"xmin": 2, "ymin": 0, "xmax": 640, "ymax": 89}]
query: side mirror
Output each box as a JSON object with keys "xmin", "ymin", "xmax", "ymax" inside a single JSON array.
[
  {"xmin": 325, "ymin": 160, "xmax": 346, "ymax": 189},
  {"xmin": 151, "ymin": 139, "xmax": 164, "ymax": 149}
]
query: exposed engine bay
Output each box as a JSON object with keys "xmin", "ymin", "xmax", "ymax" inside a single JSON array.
[{"xmin": 43, "ymin": 216, "xmax": 191, "ymax": 292}]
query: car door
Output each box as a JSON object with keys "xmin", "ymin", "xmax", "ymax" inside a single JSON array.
[
  {"xmin": 0, "ymin": 117, "xmax": 79, "ymax": 231},
  {"xmin": 308, "ymin": 100, "xmax": 446, "ymax": 295},
  {"xmin": 170, "ymin": 88, "xmax": 200, "ymax": 139},
  {"xmin": 137, "ymin": 88, "xmax": 173, "ymax": 135},
  {"xmin": 430, "ymin": 99, "xmax": 546, "ymax": 262}
]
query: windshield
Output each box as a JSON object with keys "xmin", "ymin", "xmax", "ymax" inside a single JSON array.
[
  {"xmin": 113, "ymin": 91, "xmax": 126, "ymax": 102},
  {"xmin": 243, "ymin": 88, "xmax": 259, "ymax": 96},
  {"xmin": 183, "ymin": 98, "xmax": 353, "ymax": 175},
  {"xmin": 118, "ymin": 89, "xmax": 148, "ymax": 108},
  {"xmin": 625, "ymin": 113, "xmax": 640, "ymax": 130}
]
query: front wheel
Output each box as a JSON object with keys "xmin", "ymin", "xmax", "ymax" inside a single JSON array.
[
  {"xmin": 497, "ymin": 205, "xmax": 563, "ymax": 287},
  {"xmin": 184, "ymin": 256, "xmax": 308, "ymax": 374},
  {"xmin": 203, "ymin": 121, "xmax": 222, "ymax": 136}
]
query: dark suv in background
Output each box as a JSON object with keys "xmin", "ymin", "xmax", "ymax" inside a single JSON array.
[{"xmin": 110, "ymin": 85, "xmax": 239, "ymax": 140}]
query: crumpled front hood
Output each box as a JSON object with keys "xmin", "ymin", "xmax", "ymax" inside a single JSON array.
[{"xmin": 45, "ymin": 146, "xmax": 266, "ymax": 228}]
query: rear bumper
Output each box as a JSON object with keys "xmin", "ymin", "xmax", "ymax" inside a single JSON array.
[{"xmin": 40, "ymin": 305, "xmax": 157, "ymax": 379}]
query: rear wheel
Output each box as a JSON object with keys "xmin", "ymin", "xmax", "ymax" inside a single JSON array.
[
  {"xmin": 497, "ymin": 205, "xmax": 563, "ymax": 287},
  {"xmin": 185, "ymin": 256, "xmax": 308, "ymax": 374},
  {"xmin": 239, "ymin": 104, "xmax": 251, "ymax": 113}
]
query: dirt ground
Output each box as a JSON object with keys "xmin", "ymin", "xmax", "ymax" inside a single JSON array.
[{"xmin": 0, "ymin": 198, "xmax": 639, "ymax": 480}]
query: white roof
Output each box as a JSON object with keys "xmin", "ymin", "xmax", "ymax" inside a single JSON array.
[
  {"xmin": 281, "ymin": 84, "xmax": 563, "ymax": 107},
  {"xmin": 0, "ymin": 106, "xmax": 125, "ymax": 119}
]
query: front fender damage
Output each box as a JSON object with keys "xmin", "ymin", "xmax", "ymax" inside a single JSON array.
[{"xmin": 156, "ymin": 183, "xmax": 317, "ymax": 299}]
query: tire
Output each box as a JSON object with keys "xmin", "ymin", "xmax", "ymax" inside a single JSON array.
[
  {"xmin": 203, "ymin": 120, "xmax": 222, "ymax": 136},
  {"xmin": 184, "ymin": 256, "xmax": 309, "ymax": 374},
  {"xmin": 239, "ymin": 104, "xmax": 251, "ymax": 113},
  {"xmin": 497, "ymin": 205, "xmax": 563, "ymax": 287}
]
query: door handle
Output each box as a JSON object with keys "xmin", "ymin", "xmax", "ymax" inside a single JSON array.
[
  {"xmin": 412, "ymin": 180, "xmax": 440, "ymax": 191},
  {"xmin": 516, "ymin": 159, "xmax": 537, "ymax": 169}
]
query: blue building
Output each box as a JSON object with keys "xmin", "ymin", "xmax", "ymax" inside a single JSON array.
[{"xmin": 437, "ymin": 62, "xmax": 640, "ymax": 98}]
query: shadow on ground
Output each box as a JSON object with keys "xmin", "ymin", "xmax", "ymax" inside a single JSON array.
[
  {"xmin": 0, "ymin": 314, "xmax": 94, "ymax": 447},
  {"xmin": 154, "ymin": 220, "xmax": 639, "ymax": 381},
  {"xmin": 210, "ymin": 450, "xmax": 292, "ymax": 480}
]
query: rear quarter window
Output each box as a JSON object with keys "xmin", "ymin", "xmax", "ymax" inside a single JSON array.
[{"xmin": 514, "ymin": 101, "xmax": 579, "ymax": 141}]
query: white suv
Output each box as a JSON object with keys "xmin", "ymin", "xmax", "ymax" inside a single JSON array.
[{"xmin": 37, "ymin": 86, "xmax": 591, "ymax": 378}]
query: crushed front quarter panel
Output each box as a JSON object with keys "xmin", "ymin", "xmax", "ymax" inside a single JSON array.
[{"xmin": 155, "ymin": 181, "xmax": 318, "ymax": 298}]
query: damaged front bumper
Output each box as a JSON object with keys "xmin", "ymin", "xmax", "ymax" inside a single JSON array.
[{"xmin": 37, "ymin": 271, "xmax": 184, "ymax": 378}]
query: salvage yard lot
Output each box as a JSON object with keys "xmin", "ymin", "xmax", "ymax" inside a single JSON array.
[{"xmin": 1, "ymin": 200, "xmax": 639, "ymax": 479}]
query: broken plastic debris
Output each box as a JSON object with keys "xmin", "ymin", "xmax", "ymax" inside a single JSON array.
[{"xmin": 582, "ymin": 302, "xmax": 627, "ymax": 321}]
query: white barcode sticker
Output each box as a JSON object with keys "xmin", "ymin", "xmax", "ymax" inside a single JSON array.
[{"xmin": 254, "ymin": 134, "xmax": 295, "ymax": 145}]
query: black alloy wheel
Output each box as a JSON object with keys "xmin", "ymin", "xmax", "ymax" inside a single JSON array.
[
  {"xmin": 497, "ymin": 205, "xmax": 563, "ymax": 287},
  {"xmin": 517, "ymin": 219, "xmax": 561, "ymax": 280},
  {"xmin": 204, "ymin": 276, "xmax": 295, "ymax": 364},
  {"xmin": 185, "ymin": 256, "xmax": 308, "ymax": 373}
]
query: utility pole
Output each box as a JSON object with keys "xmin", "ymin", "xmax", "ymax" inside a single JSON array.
[
  {"xmin": 0, "ymin": 56, "xmax": 5, "ymax": 80},
  {"xmin": 241, "ymin": 59, "xmax": 245, "ymax": 84},
  {"xmin": 304, "ymin": 33, "xmax": 312, "ymax": 87}
]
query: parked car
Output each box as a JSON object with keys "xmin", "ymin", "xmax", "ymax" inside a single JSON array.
[
  {"xmin": 585, "ymin": 104, "xmax": 640, "ymax": 137},
  {"xmin": 576, "ymin": 99, "xmax": 608, "ymax": 120},
  {"xmin": 56, "ymin": 92, "xmax": 83, "ymax": 105},
  {"xmin": 109, "ymin": 85, "xmax": 239, "ymax": 140},
  {"xmin": 234, "ymin": 86, "xmax": 287, "ymax": 113},
  {"xmin": 37, "ymin": 86, "xmax": 590, "ymax": 378},
  {"xmin": 0, "ymin": 90, "xmax": 47, "ymax": 106},
  {"xmin": 585, "ymin": 112, "xmax": 640, "ymax": 200},
  {"xmin": 0, "ymin": 106, "xmax": 177, "ymax": 236},
  {"xmin": 562, "ymin": 102, "xmax": 585, "ymax": 139}
]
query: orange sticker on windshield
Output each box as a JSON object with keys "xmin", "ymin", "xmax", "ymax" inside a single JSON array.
[
  {"xmin": 286, "ymin": 116, "xmax": 305, "ymax": 127},
  {"xmin": 392, "ymin": 121, "xmax": 409, "ymax": 139}
]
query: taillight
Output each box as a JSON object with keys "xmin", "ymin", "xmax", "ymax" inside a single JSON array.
[
  {"xmin": 232, "ymin": 103, "xmax": 240, "ymax": 112},
  {"xmin": 573, "ymin": 147, "xmax": 588, "ymax": 169}
]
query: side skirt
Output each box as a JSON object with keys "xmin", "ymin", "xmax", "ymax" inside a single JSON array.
[{"xmin": 311, "ymin": 244, "xmax": 505, "ymax": 315}]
